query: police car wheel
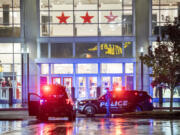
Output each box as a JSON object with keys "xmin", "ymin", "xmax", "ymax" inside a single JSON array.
[
  {"xmin": 85, "ymin": 106, "xmax": 95, "ymax": 117},
  {"xmin": 134, "ymin": 106, "xmax": 142, "ymax": 112}
]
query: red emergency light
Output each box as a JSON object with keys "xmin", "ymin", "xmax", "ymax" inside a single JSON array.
[
  {"xmin": 114, "ymin": 87, "xmax": 121, "ymax": 91},
  {"xmin": 42, "ymin": 85, "xmax": 51, "ymax": 93},
  {"xmin": 134, "ymin": 92, "xmax": 138, "ymax": 96}
]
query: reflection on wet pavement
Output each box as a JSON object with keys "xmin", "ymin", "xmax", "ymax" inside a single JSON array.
[{"xmin": 0, "ymin": 118, "xmax": 180, "ymax": 135}]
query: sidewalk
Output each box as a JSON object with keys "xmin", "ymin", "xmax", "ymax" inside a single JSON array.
[
  {"xmin": 0, "ymin": 110, "xmax": 29, "ymax": 120},
  {"xmin": 0, "ymin": 102, "xmax": 180, "ymax": 109},
  {"xmin": 153, "ymin": 102, "xmax": 180, "ymax": 108},
  {"xmin": 0, "ymin": 104, "xmax": 27, "ymax": 111}
]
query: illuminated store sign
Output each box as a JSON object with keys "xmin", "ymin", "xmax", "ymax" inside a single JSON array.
[{"xmin": 88, "ymin": 42, "xmax": 131, "ymax": 55}]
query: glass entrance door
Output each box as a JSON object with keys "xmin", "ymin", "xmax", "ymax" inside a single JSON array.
[
  {"xmin": 52, "ymin": 77, "xmax": 61, "ymax": 85},
  {"xmin": 52, "ymin": 77, "xmax": 72, "ymax": 96},
  {"xmin": 89, "ymin": 77, "xmax": 97, "ymax": 98},
  {"xmin": 77, "ymin": 76, "xmax": 97, "ymax": 99},
  {"xmin": 63, "ymin": 77, "xmax": 72, "ymax": 96},
  {"xmin": 112, "ymin": 77, "xmax": 122, "ymax": 91},
  {"xmin": 101, "ymin": 77, "xmax": 111, "ymax": 95},
  {"xmin": 101, "ymin": 76, "xmax": 122, "ymax": 94},
  {"xmin": 78, "ymin": 77, "xmax": 86, "ymax": 99}
]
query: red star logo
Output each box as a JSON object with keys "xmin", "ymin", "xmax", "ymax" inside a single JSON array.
[
  {"xmin": 56, "ymin": 12, "xmax": 70, "ymax": 24},
  {"xmin": 104, "ymin": 11, "xmax": 118, "ymax": 23},
  {"xmin": 81, "ymin": 12, "xmax": 94, "ymax": 23}
]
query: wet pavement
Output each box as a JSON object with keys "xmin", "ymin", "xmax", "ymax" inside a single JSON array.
[
  {"xmin": 1, "ymin": 102, "xmax": 180, "ymax": 108},
  {"xmin": 0, "ymin": 118, "xmax": 180, "ymax": 135}
]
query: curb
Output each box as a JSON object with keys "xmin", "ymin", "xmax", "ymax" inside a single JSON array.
[
  {"xmin": 0, "ymin": 107, "xmax": 180, "ymax": 111},
  {"xmin": 0, "ymin": 108, "xmax": 28, "ymax": 111},
  {"xmin": 154, "ymin": 107, "xmax": 180, "ymax": 110},
  {"xmin": 0, "ymin": 108, "xmax": 180, "ymax": 120}
]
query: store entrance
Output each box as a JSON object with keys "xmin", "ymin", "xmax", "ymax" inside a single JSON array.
[
  {"xmin": 52, "ymin": 77, "xmax": 72, "ymax": 96},
  {"xmin": 101, "ymin": 76, "xmax": 122, "ymax": 95},
  {"xmin": 77, "ymin": 76, "xmax": 97, "ymax": 100}
]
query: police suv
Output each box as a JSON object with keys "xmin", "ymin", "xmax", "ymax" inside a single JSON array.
[
  {"xmin": 77, "ymin": 90, "xmax": 153, "ymax": 117},
  {"xmin": 28, "ymin": 84, "xmax": 76, "ymax": 121}
]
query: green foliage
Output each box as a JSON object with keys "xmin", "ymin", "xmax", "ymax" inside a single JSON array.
[{"xmin": 140, "ymin": 19, "xmax": 180, "ymax": 89}]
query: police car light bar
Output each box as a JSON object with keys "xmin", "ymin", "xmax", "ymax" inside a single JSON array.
[
  {"xmin": 115, "ymin": 87, "xmax": 121, "ymax": 91},
  {"xmin": 43, "ymin": 85, "xmax": 50, "ymax": 92}
]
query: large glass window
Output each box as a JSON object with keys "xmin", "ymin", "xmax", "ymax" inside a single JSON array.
[
  {"xmin": 152, "ymin": 0, "xmax": 179, "ymax": 35},
  {"xmin": 101, "ymin": 63, "xmax": 123, "ymax": 73},
  {"xmin": 74, "ymin": 1, "xmax": 98, "ymax": 36},
  {"xmin": 41, "ymin": 41, "xmax": 133, "ymax": 59},
  {"xmin": 100, "ymin": 42, "xmax": 123, "ymax": 58},
  {"xmin": 112, "ymin": 77, "xmax": 122, "ymax": 91},
  {"xmin": 153, "ymin": 86, "xmax": 180, "ymax": 98},
  {"xmin": 124, "ymin": 42, "xmax": 133, "ymax": 57},
  {"xmin": 101, "ymin": 77, "xmax": 111, "ymax": 94},
  {"xmin": 125, "ymin": 75, "xmax": 134, "ymax": 90},
  {"xmin": 77, "ymin": 64, "xmax": 98, "ymax": 74},
  {"xmin": 51, "ymin": 43, "xmax": 73, "ymax": 58},
  {"xmin": 75, "ymin": 42, "xmax": 133, "ymax": 58},
  {"xmin": 41, "ymin": 64, "xmax": 49, "ymax": 74},
  {"xmin": 40, "ymin": 43, "xmax": 48, "ymax": 58},
  {"xmin": 40, "ymin": 0, "xmax": 133, "ymax": 37},
  {"xmin": 125, "ymin": 63, "xmax": 133, "ymax": 73},
  {"xmin": 0, "ymin": 0, "xmax": 21, "ymax": 37},
  {"xmin": 78, "ymin": 77, "xmax": 86, "ymax": 98},
  {"xmin": 0, "ymin": 43, "xmax": 13, "ymax": 53},
  {"xmin": 76, "ymin": 43, "xmax": 98, "ymax": 58},
  {"xmin": 51, "ymin": 64, "xmax": 73, "ymax": 74},
  {"xmin": 0, "ymin": 43, "xmax": 22, "ymax": 101}
]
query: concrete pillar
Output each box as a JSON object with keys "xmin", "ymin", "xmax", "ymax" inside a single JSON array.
[
  {"xmin": 135, "ymin": 0, "xmax": 150, "ymax": 92},
  {"xmin": 23, "ymin": 0, "xmax": 38, "ymax": 101}
]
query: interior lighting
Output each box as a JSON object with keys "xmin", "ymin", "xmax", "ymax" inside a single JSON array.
[{"xmin": 140, "ymin": 47, "xmax": 144, "ymax": 53}]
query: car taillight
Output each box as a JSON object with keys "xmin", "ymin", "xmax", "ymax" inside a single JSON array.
[
  {"xmin": 134, "ymin": 92, "xmax": 138, "ymax": 96},
  {"xmin": 42, "ymin": 85, "xmax": 50, "ymax": 93}
]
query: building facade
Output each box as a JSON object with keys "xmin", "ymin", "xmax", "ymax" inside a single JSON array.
[{"xmin": 0, "ymin": 0, "xmax": 179, "ymax": 104}]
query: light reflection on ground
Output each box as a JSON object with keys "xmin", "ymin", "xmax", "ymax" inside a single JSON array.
[{"xmin": 0, "ymin": 118, "xmax": 180, "ymax": 135}]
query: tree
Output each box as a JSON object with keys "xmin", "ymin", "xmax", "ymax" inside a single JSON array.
[{"xmin": 140, "ymin": 17, "xmax": 180, "ymax": 112}]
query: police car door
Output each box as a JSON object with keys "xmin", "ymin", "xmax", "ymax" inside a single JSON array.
[
  {"xmin": 28, "ymin": 93, "xmax": 41, "ymax": 116},
  {"xmin": 99, "ymin": 93, "xmax": 112, "ymax": 113},
  {"xmin": 111, "ymin": 92, "xmax": 120, "ymax": 113},
  {"xmin": 111, "ymin": 91, "xmax": 128, "ymax": 113}
]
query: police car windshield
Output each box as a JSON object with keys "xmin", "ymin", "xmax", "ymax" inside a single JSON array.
[{"xmin": 42, "ymin": 85, "xmax": 69, "ymax": 99}]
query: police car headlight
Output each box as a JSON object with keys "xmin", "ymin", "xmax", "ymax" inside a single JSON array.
[{"xmin": 79, "ymin": 101, "xmax": 86, "ymax": 105}]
